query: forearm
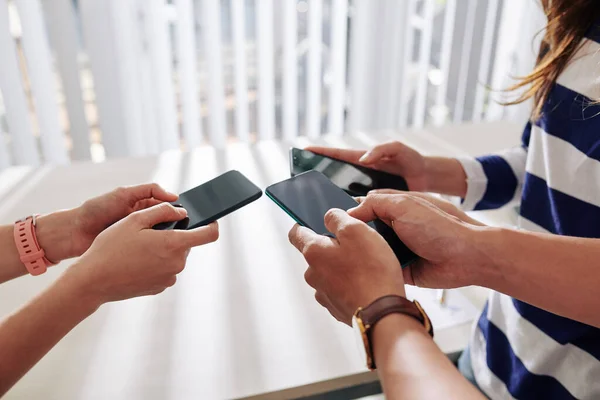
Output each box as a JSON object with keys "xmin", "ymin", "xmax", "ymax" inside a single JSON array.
[
  {"xmin": 475, "ymin": 227, "xmax": 600, "ymax": 327},
  {"xmin": 0, "ymin": 209, "xmax": 78, "ymax": 283},
  {"xmin": 373, "ymin": 314, "xmax": 482, "ymax": 400},
  {"xmin": 423, "ymin": 157, "xmax": 467, "ymax": 198},
  {"xmin": 0, "ymin": 267, "xmax": 98, "ymax": 396}
]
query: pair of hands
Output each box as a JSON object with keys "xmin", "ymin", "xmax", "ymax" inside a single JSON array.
[
  {"xmin": 49, "ymin": 184, "xmax": 218, "ymax": 308},
  {"xmin": 289, "ymin": 143, "xmax": 487, "ymax": 325}
]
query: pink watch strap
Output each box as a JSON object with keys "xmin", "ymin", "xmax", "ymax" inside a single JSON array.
[{"xmin": 13, "ymin": 215, "xmax": 55, "ymax": 276}]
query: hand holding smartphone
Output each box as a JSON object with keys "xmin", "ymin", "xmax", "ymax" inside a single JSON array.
[
  {"xmin": 266, "ymin": 170, "xmax": 417, "ymax": 267},
  {"xmin": 289, "ymin": 148, "xmax": 408, "ymax": 196}
]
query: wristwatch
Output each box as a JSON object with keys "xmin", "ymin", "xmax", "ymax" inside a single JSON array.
[
  {"xmin": 352, "ymin": 295, "xmax": 433, "ymax": 370},
  {"xmin": 13, "ymin": 215, "xmax": 55, "ymax": 276}
]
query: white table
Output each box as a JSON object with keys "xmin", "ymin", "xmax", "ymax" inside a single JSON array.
[{"xmin": 0, "ymin": 123, "xmax": 521, "ymax": 399}]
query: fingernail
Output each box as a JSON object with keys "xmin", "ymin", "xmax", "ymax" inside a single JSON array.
[{"xmin": 359, "ymin": 152, "xmax": 371, "ymax": 162}]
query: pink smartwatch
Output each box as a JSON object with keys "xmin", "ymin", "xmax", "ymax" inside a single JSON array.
[{"xmin": 14, "ymin": 215, "xmax": 55, "ymax": 276}]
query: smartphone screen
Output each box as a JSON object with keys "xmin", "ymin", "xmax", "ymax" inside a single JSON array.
[
  {"xmin": 266, "ymin": 170, "xmax": 417, "ymax": 267},
  {"xmin": 290, "ymin": 148, "xmax": 408, "ymax": 196},
  {"xmin": 156, "ymin": 170, "xmax": 262, "ymax": 230}
]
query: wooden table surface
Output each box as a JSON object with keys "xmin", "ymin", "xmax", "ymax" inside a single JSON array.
[{"xmin": 0, "ymin": 124, "xmax": 521, "ymax": 399}]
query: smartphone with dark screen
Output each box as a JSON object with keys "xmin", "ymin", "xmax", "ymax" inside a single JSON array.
[
  {"xmin": 266, "ymin": 170, "xmax": 417, "ymax": 267},
  {"xmin": 289, "ymin": 148, "xmax": 408, "ymax": 196},
  {"xmin": 153, "ymin": 170, "xmax": 262, "ymax": 230}
]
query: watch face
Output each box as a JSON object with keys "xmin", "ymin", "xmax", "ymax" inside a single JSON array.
[{"xmin": 352, "ymin": 315, "xmax": 369, "ymax": 367}]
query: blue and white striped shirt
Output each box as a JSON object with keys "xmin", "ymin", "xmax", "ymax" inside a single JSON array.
[{"xmin": 459, "ymin": 30, "xmax": 600, "ymax": 399}]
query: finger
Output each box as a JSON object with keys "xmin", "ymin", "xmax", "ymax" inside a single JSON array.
[
  {"xmin": 370, "ymin": 189, "xmax": 406, "ymax": 195},
  {"xmin": 133, "ymin": 198, "xmax": 163, "ymax": 211},
  {"xmin": 304, "ymin": 267, "xmax": 320, "ymax": 289},
  {"xmin": 323, "ymin": 208, "xmax": 363, "ymax": 238},
  {"xmin": 133, "ymin": 203, "xmax": 187, "ymax": 228},
  {"xmin": 353, "ymin": 196, "xmax": 366, "ymax": 204},
  {"xmin": 288, "ymin": 224, "xmax": 322, "ymax": 252},
  {"xmin": 359, "ymin": 142, "xmax": 405, "ymax": 164},
  {"xmin": 347, "ymin": 194, "xmax": 408, "ymax": 223},
  {"xmin": 165, "ymin": 275, "xmax": 177, "ymax": 287},
  {"xmin": 173, "ymin": 222, "xmax": 219, "ymax": 248},
  {"xmin": 304, "ymin": 146, "xmax": 366, "ymax": 164},
  {"xmin": 122, "ymin": 183, "xmax": 178, "ymax": 206}
]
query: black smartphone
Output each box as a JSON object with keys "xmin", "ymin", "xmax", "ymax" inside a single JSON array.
[
  {"xmin": 289, "ymin": 148, "xmax": 408, "ymax": 196},
  {"xmin": 266, "ymin": 170, "xmax": 417, "ymax": 267},
  {"xmin": 153, "ymin": 170, "xmax": 262, "ymax": 230}
]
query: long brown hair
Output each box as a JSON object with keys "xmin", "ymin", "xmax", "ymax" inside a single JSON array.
[{"xmin": 505, "ymin": 0, "xmax": 600, "ymax": 120}]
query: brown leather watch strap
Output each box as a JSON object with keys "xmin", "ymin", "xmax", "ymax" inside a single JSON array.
[{"xmin": 359, "ymin": 295, "xmax": 433, "ymax": 338}]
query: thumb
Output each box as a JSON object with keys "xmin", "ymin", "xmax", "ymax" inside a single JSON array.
[{"xmin": 132, "ymin": 203, "xmax": 187, "ymax": 228}]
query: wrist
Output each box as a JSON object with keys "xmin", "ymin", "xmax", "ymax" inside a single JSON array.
[
  {"xmin": 52, "ymin": 266, "xmax": 102, "ymax": 317},
  {"xmin": 467, "ymin": 225, "xmax": 510, "ymax": 288},
  {"xmin": 358, "ymin": 285, "xmax": 407, "ymax": 310},
  {"xmin": 36, "ymin": 209, "xmax": 79, "ymax": 263},
  {"xmin": 56, "ymin": 260, "xmax": 105, "ymax": 312},
  {"xmin": 423, "ymin": 156, "xmax": 467, "ymax": 197},
  {"xmin": 372, "ymin": 313, "xmax": 430, "ymax": 366}
]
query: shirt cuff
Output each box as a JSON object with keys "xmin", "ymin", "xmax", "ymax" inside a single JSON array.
[{"xmin": 455, "ymin": 157, "xmax": 488, "ymax": 211}]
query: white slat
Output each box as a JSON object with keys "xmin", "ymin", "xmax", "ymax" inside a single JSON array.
[
  {"xmin": 108, "ymin": 0, "xmax": 147, "ymax": 156},
  {"xmin": 378, "ymin": 0, "xmax": 405, "ymax": 129},
  {"xmin": 412, "ymin": 0, "xmax": 434, "ymax": 129},
  {"xmin": 453, "ymin": 0, "xmax": 477, "ymax": 123},
  {"xmin": 435, "ymin": 0, "xmax": 456, "ymax": 108},
  {"xmin": 256, "ymin": 0, "xmax": 275, "ymax": 139},
  {"xmin": 306, "ymin": 0, "xmax": 322, "ymax": 138},
  {"xmin": 135, "ymin": 0, "xmax": 160, "ymax": 154},
  {"xmin": 202, "ymin": 0, "xmax": 227, "ymax": 147},
  {"xmin": 397, "ymin": 0, "xmax": 417, "ymax": 129},
  {"xmin": 231, "ymin": 0, "xmax": 250, "ymax": 142},
  {"xmin": 472, "ymin": 0, "xmax": 499, "ymax": 122},
  {"xmin": 43, "ymin": 0, "xmax": 91, "ymax": 161},
  {"xmin": 80, "ymin": 0, "xmax": 143, "ymax": 158},
  {"xmin": 327, "ymin": 0, "xmax": 348, "ymax": 136},
  {"xmin": 0, "ymin": 0, "xmax": 39, "ymax": 165},
  {"xmin": 146, "ymin": 0, "xmax": 179, "ymax": 151},
  {"xmin": 0, "ymin": 97, "xmax": 9, "ymax": 168},
  {"xmin": 282, "ymin": 0, "xmax": 298, "ymax": 141},
  {"xmin": 14, "ymin": 0, "xmax": 68, "ymax": 164},
  {"xmin": 175, "ymin": 0, "xmax": 202, "ymax": 149}
]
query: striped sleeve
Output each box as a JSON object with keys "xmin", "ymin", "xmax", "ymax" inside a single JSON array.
[{"xmin": 458, "ymin": 124, "xmax": 530, "ymax": 211}]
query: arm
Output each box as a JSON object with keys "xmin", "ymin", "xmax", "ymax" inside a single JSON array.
[
  {"xmin": 476, "ymin": 227, "xmax": 600, "ymax": 328},
  {"xmin": 349, "ymin": 193, "xmax": 600, "ymax": 328},
  {"xmin": 0, "ymin": 183, "xmax": 177, "ymax": 284},
  {"xmin": 0, "ymin": 269, "xmax": 98, "ymax": 395},
  {"xmin": 0, "ymin": 211, "xmax": 79, "ymax": 284},
  {"xmin": 0, "ymin": 204, "xmax": 219, "ymax": 396},
  {"xmin": 306, "ymin": 127, "xmax": 530, "ymax": 210},
  {"xmin": 287, "ymin": 210, "xmax": 483, "ymax": 399},
  {"xmin": 373, "ymin": 314, "xmax": 483, "ymax": 400}
]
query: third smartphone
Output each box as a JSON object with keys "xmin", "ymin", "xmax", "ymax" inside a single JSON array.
[
  {"xmin": 289, "ymin": 147, "xmax": 408, "ymax": 196},
  {"xmin": 266, "ymin": 170, "xmax": 417, "ymax": 267}
]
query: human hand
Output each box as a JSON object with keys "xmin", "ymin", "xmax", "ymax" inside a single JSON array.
[
  {"xmin": 348, "ymin": 193, "xmax": 491, "ymax": 289},
  {"xmin": 62, "ymin": 203, "xmax": 219, "ymax": 307},
  {"xmin": 358, "ymin": 190, "xmax": 484, "ymax": 227},
  {"xmin": 70, "ymin": 183, "xmax": 178, "ymax": 257},
  {"xmin": 288, "ymin": 209, "xmax": 405, "ymax": 325},
  {"xmin": 306, "ymin": 141, "xmax": 429, "ymax": 191}
]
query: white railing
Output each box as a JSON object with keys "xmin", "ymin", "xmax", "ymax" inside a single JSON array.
[{"xmin": 0, "ymin": 0, "xmax": 540, "ymax": 169}]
